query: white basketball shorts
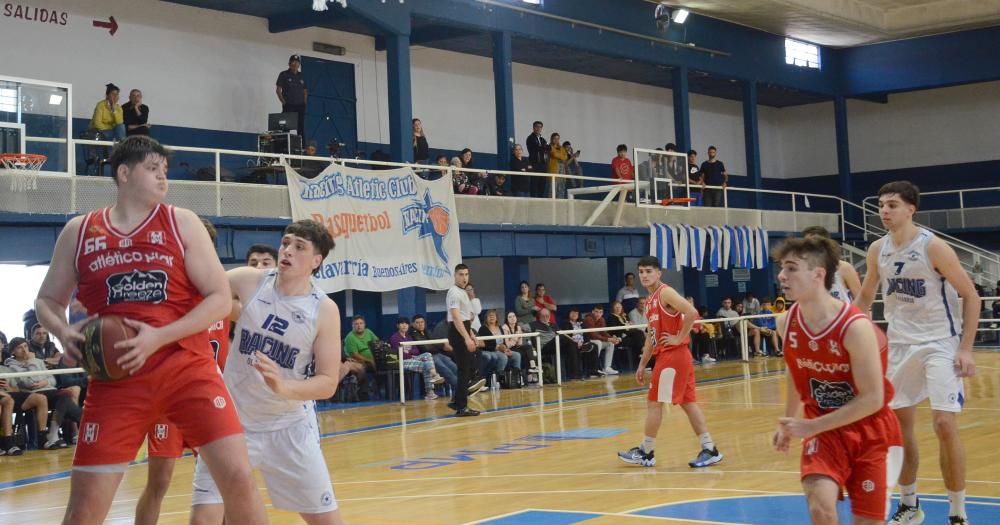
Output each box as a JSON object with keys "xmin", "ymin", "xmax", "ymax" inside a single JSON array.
[
  {"xmin": 192, "ymin": 416, "xmax": 337, "ymax": 513},
  {"xmin": 887, "ymin": 335, "xmax": 965, "ymax": 412}
]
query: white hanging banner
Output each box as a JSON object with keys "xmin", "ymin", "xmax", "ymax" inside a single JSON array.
[{"xmin": 285, "ymin": 163, "xmax": 462, "ymax": 293}]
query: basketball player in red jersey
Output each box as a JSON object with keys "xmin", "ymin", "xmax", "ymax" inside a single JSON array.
[
  {"xmin": 34, "ymin": 136, "xmax": 266, "ymax": 525},
  {"xmin": 772, "ymin": 236, "xmax": 902, "ymax": 525},
  {"xmin": 135, "ymin": 218, "xmax": 233, "ymax": 525},
  {"xmin": 618, "ymin": 255, "xmax": 723, "ymax": 468}
]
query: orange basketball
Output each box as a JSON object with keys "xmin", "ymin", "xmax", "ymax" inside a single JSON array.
[
  {"xmin": 428, "ymin": 207, "xmax": 450, "ymax": 236},
  {"xmin": 78, "ymin": 315, "xmax": 136, "ymax": 381}
]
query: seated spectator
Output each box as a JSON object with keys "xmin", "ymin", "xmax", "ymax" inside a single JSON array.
[
  {"xmin": 342, "ymin": 315, "xmax": 378, "ymax": 398},
  {"xmin": 533, "ymin": 283, "xmax": 557, "ymax": 319},
  {"xmin": 529, "ymin": 309, "xmax": 584, "ymax": 381},
  {"xmin": 410, "ymin": 314, "xmax": 458, "ymax": 391},
  {"xmin": 690, "ymin": 306, "xmax": 717, "ymax": 363},
  {"xmin": 563, "ymin": 141, "xmax": 583, "ymax": 190},
  {"xmin": 752, "ymin": 298, "xmax": 782, "ymax": 357},
  {"xmin": 555, "ymin": 308, "xmax": 589, "ymax": 380},
  {"xmin": 122, "ymin": 88, "xmax": 151, "ymax": 137},
  {"xmin": 89, "ymin": 83, "xmax": 126, "ymax": 142},
  {"xmin": 432, "ymin": 154, "xmax": 450, "ymax": 181},
  {"xmin": 627, "ymin": 300, "xmax": 645, "ymax": 327},
  {"xmin": 772, "ymin": 296, "xmax": 787, "ymax": 314},
  {"xmin": 583, "ymin": 305, "xmax": 620, "ymax": 375},
  {"xmin": 484, "ymin": 172, "xmax": 507, "ymax": 196},
  {"xmin": 246, "ymin": 244, "xmax": 278, "ymax": 269},
  {"xmin": 615, "ymin": 272, "xmax": 641, "ymax": 314},
  {"xmin": 460, "ymin": 148, "xmax": 483, "ymax": 192},
  {"xmin": 716, "ymin": 297, "xmax": 740, "ymax": 358},
  {"xmin": 24, "ymin": 316, "xmax": 61, "ymax": 368},
  {"xmin": 4, "ymin": 337, "xmax": 80, "ymax": 449},
  {"xmin": 502, "ymin": 311, "xmax": 535, "ymax": 376},
  {"xmin": 451, "ymin": 157, "xmax": 478, "ymax": 195},
  {"xmin": 478, "ymin": 310, "xmax": 522, "ymax": 386},
  {"xmin": 431, "ymin": 319, "xmax": 487, "ymax": 395},
  {"xmin": 0, "ymin": 331, "xmax": 7, "ymax": 362},
  {"xmin": 0, "ymin": 361, "xmax": 51, "ymax": 455},
  {"xmin": 389, "ymin": 317, "xmax": 445, "ymax": 400},
  {"xmin": 509, "ymin": 144, "xmax": 532, "ymax": 197},
  {"xmin": 741, "ymin": 292, "xmax": 760, "ymax": 316},
  {"xmin": 734, "ymin": 302, "xmax": 762, "ymax": 356},
  {"xmin": 608, "ymin": 300, "xmax": 643, "ymax": 363},
  {"xmin": 299, "ymin": 141, "xmax": 329, "ymax": 179}
]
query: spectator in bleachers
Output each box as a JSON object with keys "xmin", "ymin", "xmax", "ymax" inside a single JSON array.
[
  {"xmin": 526, "ymin": 121, "xmax": 548, "ymax": 197},
  {"xmin": 24, "ymin": 314, "xmax": 61, "ymax": 368},
  {"xmin": 699, "ymin": 145, "xmax": 728, "ymax": 207},
  {"xmin": 466, "ymin": 283, "xmax": 484, "ymax": 332},
  {"xmin": 687, "ymin": 149, "xmax": 703, "ymax": 206},
  {"xmin": 509, "ymin": 144, "xmax": 532, "ymax": 197},
  {"xmin": 611, "ymin": 144, "xmax": 635, "ymax": 202},
  {"xmin": 478, "ymin": 310, "xmax": 521, "ymax": 385},
  {"xmin": 343, "ymin": 315, "xmax": 378, "ymax": 399},
  {"xmin": 1, "ymin": 356, "xmax": 54, "ymax": 454},
  {"xmin": 0, "ymin": 331, "xmax": 7, "ymax": 362},
  {"xmin": 741, "ymin": 291, "xmax": 760, "ymax": 316},
  {"xmin": 716, "ymin": 297, "xmax": 740, "ymax": 358},
  {"xmin": 4, "ymin": 337, "xmax": 80, "ymax": 449},
  {"xmin": 691, "ymin": 306, "xmax": 717, "ymax": 363},
  {"xmin": 276, "ymin": 54, "xmax": 307, "ymax": 138},
  {"xmin": 484, "ymin": 172, "xmax": 507, "ymax": 196},
  {"xmin": 299, "ymin": 141, "xmax": 329, "ymax": 179},
  {"xmin": 557, "ymin": 308, "xmax": 588, "ymax": 380},
  {"xmin": 533, "ymin": 283, "xmax": 557, "ymax": 320},
  {"xmin": 451, "ymin": 157, "xmax": 478, "ymax": 195},
  {"xmin": 752, "ymin": 298, "xmax": 781, "ymax": 357},
  {"xmin": 628, "ymin": 299, "xmax": 645, "ymax": 327},
  {"xmin": 122, "ymin": 89, "xmax": 151, "ymax": 137},
  {"xmin": 615, "ymin": 272, "xmax": 641, "ymax": 314},
  {"xmin": 608, "ymin": 300, "xmax": 643, "ymax": 364},
  {"xmin": 411, "ymin": 315, "xmax": 459, "ymax": 392},
  {"xmin": 89, "ymin": 83, "xmax": 126, "ymax": 142},
  {"xmin": 547, "ymin": 133, "xmax": 568, "ymax": 198},
  {"xmin": 564, "ymin": 142, "xmax": 583, "ymax": 191},
  {"xmin": 431, "ymin": 319, "xmax": 487, "ymax": 394},
  {"xmin": 435, "ymin": 154, "xmax": 450, "ymax": 179},
  {"xmin": 460, "ymin": 148, "xmax": 483, "ymax": 193},
  {"xmin": 514, "ymin": 281, "xmax": 535, "ymax": 329},
  {"xmin": 772, "ymin": 296, "xmax": 787, "ymax": 314},
  {"xmin": 503, "ymin": 311, "xmax": 535, "ymax": 378},
  {"xmin": 583, "ymin": 304, "xmax": 620, "ymax": 375},
  {"xmin": 412, "ymin": 118, "xmax": 429, "ymax": 164},
  {"xmin": 389, "ymin": 317, "xmax": 445, "ymax": 400},
  {"xmin": 734, "ymin": 302, "xmax": 762, "ymax": 356},
  {"xmin": 246, "ymin": 244, "xmax": 278, "ymax": 269}
]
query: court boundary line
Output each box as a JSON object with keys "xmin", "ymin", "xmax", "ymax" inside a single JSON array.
[
  {"xmin": 462, "ymin": 507, "xmax": 748, "ymax": 524},
  {"xmin": 622, "ymin": 492, "xmax": 1000, "ymax": 515}
]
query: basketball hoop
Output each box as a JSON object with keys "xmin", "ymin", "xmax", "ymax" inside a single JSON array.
[{"xmin": 0, "ymin": 153, "xmax": 46, "ymax": 192}]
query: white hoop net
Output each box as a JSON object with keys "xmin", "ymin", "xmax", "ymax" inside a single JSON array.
[{"xmin": 0, "ymin": 154, "xmax": 46, "ymax": 192}]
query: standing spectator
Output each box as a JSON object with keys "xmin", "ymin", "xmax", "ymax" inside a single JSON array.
[
  {"xmin": 699, "ymin": 145, "xmax": 729, "ymax": 207},
  {"xmin": 687, "ymin": 150, "xmax": 703, "ymax": 206},
  {"xmin": 509, "ymin": 144, "xmax": 532, "ymax": 197},
  {"xmin": 89, "ymin": 83, "xmax": 125, "ymax": 141},
  {"xmin": 583, "ymin": 305, "xmax": 620, "ymax": 375},
  {"xmin": 741, "ymin": 291, "xmax": 760, "ymax": 316},
  {"xmin": 525, "ymin": 121, "xmax": 548, "ymax": 197},
  {"xmin": 615, "ymin": 272, "xmax": 641, "ymax": 314},
  {"xmin": 513, "ymin": 281, "xmax": 535, "ymax": 329},
  {"xmin": 611, "ymin": 144, "xmax": 635, "ymax": 202},
  {"xmin": 122, "ymin": 89, "xmax": 150, "ymax": 137},
  {"xmin": 467, "ymin": 282, "xmax": 484, "ymax": 332},
  {"xmin": 412, "ymin": 118, "xmax": 429, "ymax": 164},
  {"xmin": 276, "ymin": 54, "xmax": 307, "ymax": 139},
  {"xmin": 547, "ymin": 133, "xmax": 568, "ymax": 198},
  {"xmin": 563, "ymin": 142, "xmax": 583, "ymax": 191},
  {"xmin": 533, "ymin": 283, "xmax": 557, "ymax": 319},
  {"xmin": 451, "ymin": 157, "xmax": 477, "ymax": 195}
]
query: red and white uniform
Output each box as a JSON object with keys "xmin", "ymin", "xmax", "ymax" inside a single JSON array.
[
  {"xmin": 73, "ymin": 204, "xmax": 242, "ymax": 466},
  {"xmin": 783, "ymin": 301, "xmax": 903, "ymax": 521},
  {"xmin": 645, "ymin": 283, "xmax": 696, "ymax": 404}
]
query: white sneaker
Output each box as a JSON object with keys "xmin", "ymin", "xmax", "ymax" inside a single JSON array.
[
  {"xmin": 703, "ymin": 355, "xmax": 717, "ymax": 363},
  {"xmin": 603, "ymin": 367, "xmax": 619, "ymax": 375}
]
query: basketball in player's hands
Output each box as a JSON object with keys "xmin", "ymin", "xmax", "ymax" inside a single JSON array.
[{"xmin": 78, "ymin": 315, "xmax": 136, "ymax": 381}]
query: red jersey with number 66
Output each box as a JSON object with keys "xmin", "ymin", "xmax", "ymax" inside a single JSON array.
[
  {"xmin": 644, "ymin": 283, "xmax": 690, "ymax": 354},
  {"xmin": 74, "ymin": 204, "xmax": 211, "ymax": 374},
  {"xmin": 782, "ymin": 301, "xmax": 894, "ymax": 419}
]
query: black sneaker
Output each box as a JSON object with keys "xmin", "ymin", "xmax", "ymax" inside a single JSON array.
[
  {"xmin": 688, "ymin": 447, "xmax": 723, "ymax": 468},
  {"xmin": 948, "ymin": 517, "xmax": 968, "ymax": 525},
  {"xmin": 887, "ymin": 499, "xmax": 924, "ymax": 524},
  {"xmin": 447, "ymin": 401, "xmax": 459, "ymax": 411},
  {"xmin": 41, "ymin": 439, "xmax": 67, "ymax": 450},
  {"xmin": 455, "ymin": 408, "xmax": 480, "ymax": 417},
  {"xmin": 617, "ymin": 446, "xmax": 655, "ymax": 467},
  {"xmin": 5, "ymin": 446, "xmax": 23, "ymax": 456}
]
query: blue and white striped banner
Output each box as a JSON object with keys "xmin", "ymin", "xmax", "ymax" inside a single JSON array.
[{"xmin": 651, "ymin": 223, "xmax": 769, "ymax": 271}]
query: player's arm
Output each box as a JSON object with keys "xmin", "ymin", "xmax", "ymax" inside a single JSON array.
[
  {"xmin": 854, "ymin": 239, "xmax": 883, "ymax": 313},
  {"xmin": 226, "ymin": 266, "xmax": 266, "ymax": 308},
  {"xmin": 659, "ymin": 285, "xmax": 697, "ymax": 346},
  {"xmin": 35, "ymin": 216, "xmax": 95, "ymax": 363},
  {"xmin": 839, "ymin": 261, "xmax": 862, "ymax": 302},
  {"xmin": 772, "ymin": 313, "xmax": 800, "ymax": 452},
  {"xmin": 115, "ymin": 208, "xmax": 231, "ymax": 373},
  {"xmin": 255, "ymin": 299, "xmax": 341, "ymax": 400},
  {"xmin": 781, "ymin": 318, "xmax": 884, "ymax": 439},
  {"xmin": 928, "ymin": 237, "xmax": 979, "ymax": 377},
  {"xmin": 635, "ymin": 321, "xmax": 654, "ymax": 384}
]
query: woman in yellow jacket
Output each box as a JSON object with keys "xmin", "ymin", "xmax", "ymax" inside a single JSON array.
[
  {"xmin": 547, "ymin": 132, "xmax": 568, "ymax": 198},
  {"xmin": 89, "ymin": 83, "xmax": 126, "ymax": 141}
]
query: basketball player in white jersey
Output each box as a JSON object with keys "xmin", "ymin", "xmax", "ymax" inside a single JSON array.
[
  {"xmin": 802, "ymin": 225, "xmax": 861, "ymax": 305},
  {"xmin": 857, "ymin": 181, "xmax": 978, "ymax": 525},
  {"xmin": 189, "ymin": 219, "xmax": 346, "ymax": 525}
]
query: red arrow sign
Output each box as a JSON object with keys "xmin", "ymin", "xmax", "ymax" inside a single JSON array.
[{"xmin": 92, "ymin": 16, "xmax": 118, "ymax": 36}]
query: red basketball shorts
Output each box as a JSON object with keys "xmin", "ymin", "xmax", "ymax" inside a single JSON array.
[
  {"xmin": 799, "ymin": 407, "xmax": 903, "ymax": 520},
  {"xmin": 73, "ymin": 349, "xmax": 242, "ymax": 466},
  {"xmin": 647, "ymin": 347, "xmax": 697, "ymax": 405},
  {"xmin": 147, "ymin": 421, "xmax": 186, "ymax": 459}
]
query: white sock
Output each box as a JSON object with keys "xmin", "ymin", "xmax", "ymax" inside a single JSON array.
[
  {"xmin": 46, "ymin": 425, "xmax": 60, "ymax": 443},
  {"xmin": 641, "ymin": 436, "xmax": 655, "ymax": 453},
  {"xmin": 948, "ymin": 489, "xmax": 966, "ymax": 518},
  {"xmin": 900, "ymin": 482, "xmax": 918, "ymax": 507},
  {"xmin": 699, "ymin": 432, "xmax": 715, "ymax": 451}
]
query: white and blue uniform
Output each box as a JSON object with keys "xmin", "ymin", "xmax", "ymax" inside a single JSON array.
[
  {"xmin": 193, "ymin": 270, "xmax": 338, "ymax": 513},
  {"xmin": 877, "ymin": 227, "xmax": 965, "ymax": 412},
  {"xmin": 829, "ymin": 269, "xmax": 852, "ymax": 304}
]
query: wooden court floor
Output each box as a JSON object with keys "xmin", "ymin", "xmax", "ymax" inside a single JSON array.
[{"xmin": 2, "ymin": 352, "xmax": 999, "ymax": 524}]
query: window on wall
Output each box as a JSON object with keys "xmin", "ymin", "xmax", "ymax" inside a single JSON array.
[
  {"xmin": 785, "ymin": 38, "xmax": 820, "ymax": 69},
  {"xmin": 0, "ymin": 88, "xmax": 17, "ymax": 113}
]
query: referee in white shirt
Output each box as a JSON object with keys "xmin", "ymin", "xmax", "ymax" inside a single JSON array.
[{"xmin": 447, "ymin": 264, "xmax": 480, "ymax": 417}]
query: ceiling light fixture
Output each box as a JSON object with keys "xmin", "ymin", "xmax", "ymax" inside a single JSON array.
[
  {"xmin": 49, "ymin": 94, "xmax": 63, "ymax": 105},
  {"xmin": 672, "ymin": 8, "xmax": 689, "ymax": 24}
]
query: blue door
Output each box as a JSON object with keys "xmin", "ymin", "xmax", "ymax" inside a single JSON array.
[{"xmin": 301, "ymin": 56, "xmax": 358, "ymax": 158}]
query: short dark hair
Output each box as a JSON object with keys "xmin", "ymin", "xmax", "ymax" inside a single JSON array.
[
  {"xmin": 246, "ymin": 244, "xmax": 278, "ymax": 263},
  {"xmin": 109, "ymin": 136, "xmax": 170, "ymax": 185},
  {"xmin": 708, "ymin": 145, "xmax": 717, "ymax": 151},
  {"xmin": 200, "ymin": 218, "xmax": 217, "ymax": 244},
  {"xmin": 535, "ymin": 282, "xmax": 545, "ymax": 290},
  {"xmin": 625, "ymin": 272, "xmax": 635, "ymax": 278},
  {"xmin": 435, "ymin": 154, "xmax": 448, "ymax": 163},
  {"xmin": 592, "ymin": 304, "xmax": 604, "ymax": 311},
  {"xmin": 8, "ymin": 337, "xmax": 27, "ymax": 351},
  {"xmin": 688, "ymin": 149, "xmax": 697, "ymax": 156},
  {"xmin": 455, "ymin": 263, "xmax": 469, "ymax": 272},
  {"xmin": 616, "ymin": 144, "xmax": 628, "ymax": 153},
  {"xmin": 637, "ymin": 255, "xmax": 662, "ymax": 270},
  {"xmin": 105, "ymin": 83, "xmax": 120, "ymax": 95},
  {"xmin": 664, "ymin": 143, "xmax": 676, "ymax": 151},
  {"xmin": 397, "ymin": 317, "xmax": 410, "ymax": 325},
  {"xmin": 878, "ymin": 180, "xmax": 920, "ymax": 209},
  {"xmin": 801, "ymin": 225, "xmax": 831, "ymax": 239},
  {"xmin": 533, "ymin": 120, "xmax": 543, "ymax": 127},
  {"xmin": 413, "ymin": 314, "xmax": 425, "ymax": 322},
  {"xmin": 283, "ymin": 219, "xmax": 335, "ymax": 274},
  {"xmin": 461, "ymin": 148, "xmax": 472, "ymax": 155},
  {"xmin": 772, "ymin": 236, "xmax": 840, "ymax": 290},
  {"xmin": 352, "ymin": 315, "xmax": 365, "ymax": 322}
]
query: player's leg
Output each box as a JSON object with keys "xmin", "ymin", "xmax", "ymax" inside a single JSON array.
[
  {"xmin": 196, "ymin": 434, "xmax": 265, "ymax": 524},
  {"xmin": 680, "ymin": 402, "xmax": 708, "ymax": 436},
  {"xmin": 136, "ymin": 456, "xmax": 177, "ymax": 525},
  {"xmin": 301, "ymin": 511, "xmax": 347, "ymax": 525},
  {"xmin": 888, "ymin": 404, "xmax": 924, "ymax": 524},
  {"xmin": 21, "ymin": 392, "xmax": 49, "ymax": 441},
  {"xmin": 61, "ymin": 469, "xmax": 128, "ymax": 525},
  {"xmin": 619, "ymin": 359, "xmax": 666, "ymax": 466},
  {"xmin": 932, "ymin": 410, "xmax": 965, "ymax": 490},
  {"xmin": 188, "ymin": 454, "xmax": 226, "ymax": 525},
  {"xmin": 802, "ymin": 474, "xmax": 840, "ymax": 525},
  {"xmin": 260, "ymin": 419, "xmax": 341, "ymax": 523},
  {"xmin": 0, "ymin": 393, "xmax": 12, "ymax": 436}
]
